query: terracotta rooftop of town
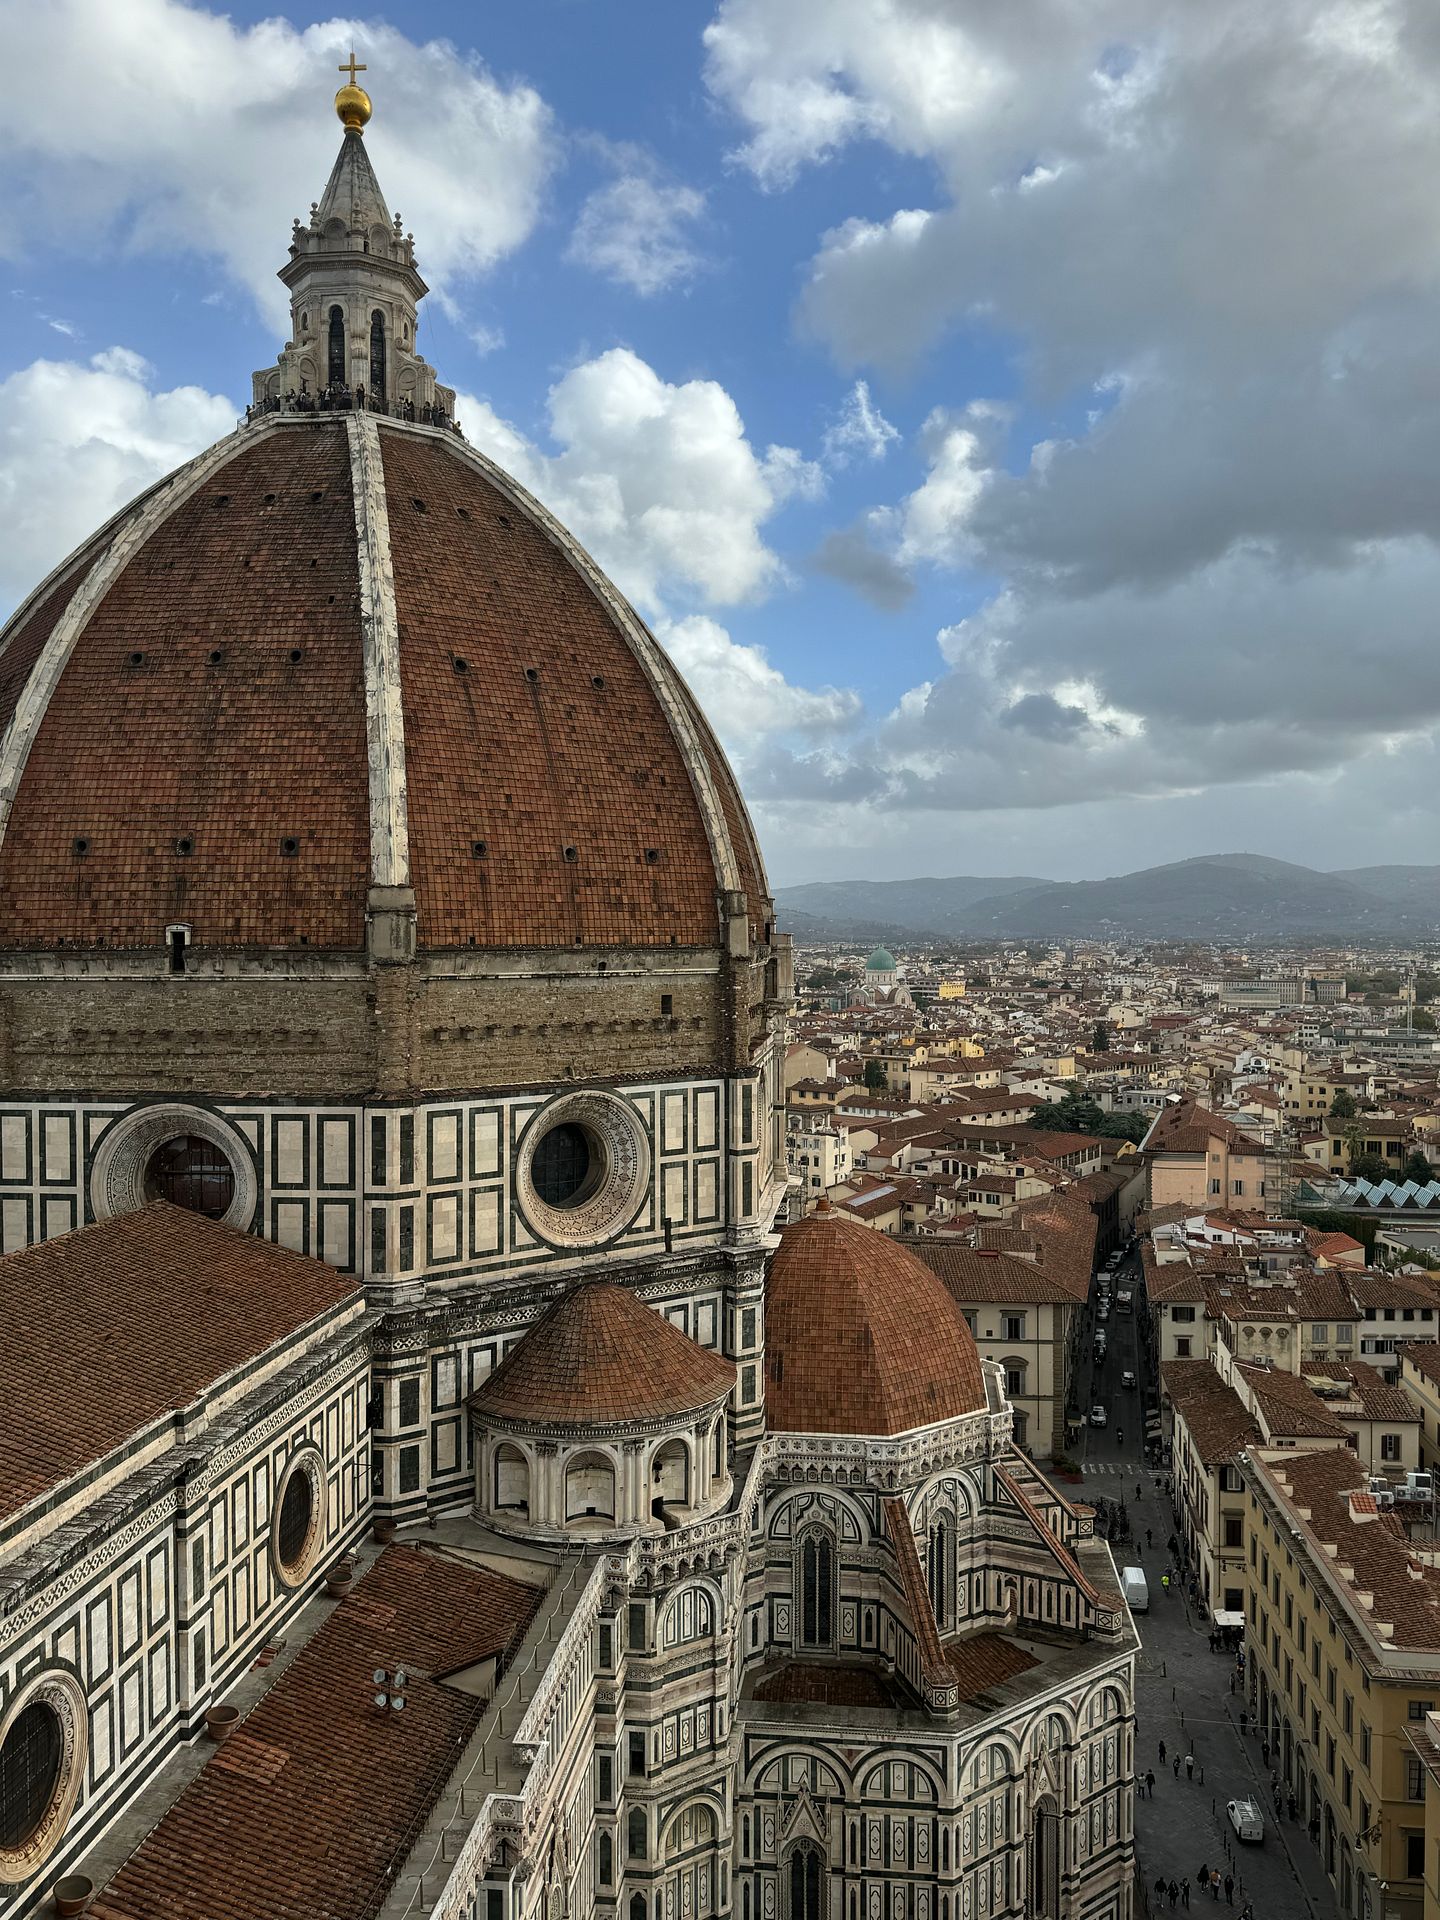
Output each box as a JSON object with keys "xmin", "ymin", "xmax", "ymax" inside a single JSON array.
[
  {"xmin": 918, "ymin": 1242, "xmax": 1086, "ymax": 1305},
  {"xmin": 91, "ymin": 1545, "xmax": 542, "ymax": 1920},
  {"xmin": 1249, "ymin": 1448, "xmax": 1440, "ymax": 1651},
  {"xmin": 0, "ymin": 415, "xmax": 766, "ymax": 952},
  {"xmin": 469, "ymin": 1280, "xmax": 734, "ymax": 1428},
  {"xmin": 1161, "ymin": 1360, "xmax": 1260, "ymax": 1464},
  {"xmin": 765, "ymin": 1199, "xmax": 988, "ymax": 1436},
  {"xmin": 0, "ymin": 1204, "xmax": 360, "ymax": 1528}
]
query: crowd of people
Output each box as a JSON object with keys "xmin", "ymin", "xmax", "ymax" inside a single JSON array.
[{"xmin": 244, "ymin": 382, "xmax": 457, "ymax": 432}]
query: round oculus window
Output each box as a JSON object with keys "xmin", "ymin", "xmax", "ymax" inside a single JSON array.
[
  {"xmin": 0, "ymin": 1672, "xmax": 86, "ymax": 1882},
  {"xmin": 530, "ymin": 1121, "xmax": 605, "ymax": 1210},
  {"xmin": 89, "ymin": 1102, "xmax": 256, "ymax": 1234},
  {"xmin": 143, "ymin": 1134, "xmax": 236, "ymax": 1219},
  {"xmin": 270, "ymin": 1448, "xmax": 324, "ymax": 1589},
  {"xmin": 515, "ymin": 1091, "xmax": 651, "ymax": 1251}
]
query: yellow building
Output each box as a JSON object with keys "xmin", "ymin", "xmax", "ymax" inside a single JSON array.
[
  {"xmin": 938, "ymin": 978, "xmax": 967, "ymax": 999},
  {"xmin": 1400, "ymin": 1345, "xmax": 1440, "ymax": 1474},
  {"xmin": 1241, "ymin": 1446, "xmax": 1440, "ymax": 1920}
]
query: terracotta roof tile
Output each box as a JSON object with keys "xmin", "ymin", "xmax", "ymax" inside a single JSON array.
[
  {"xmin": 940, "ymin": 1629, "xmax": 1039, "ymax": 1704},
  {"xmin": 468, "ymin": 1281, "xmax": 733, "ymax": 1426},
  {"xmin": 1161, "ymin": 1360, "xmax": 1261, "ymax": 1464},
  {"xmin": 0, "ymin": 1205, "xmax": 360, "ymax": 1524},
  {"xmin": 92, "ymin": 1545, "xmax": 542, "ymax": 1920},
  {"xmin": 765, "ymin": 1202, "xmax": 987, "ymax": 1436}
]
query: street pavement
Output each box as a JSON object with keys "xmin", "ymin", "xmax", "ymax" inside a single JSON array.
[{"xmin": 1068, "ymin": 1249, "xmax": 1338, "ymax": 1920}]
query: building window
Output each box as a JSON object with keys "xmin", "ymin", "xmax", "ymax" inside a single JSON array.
[
  {"xmin": 1407, "ymin": 1835, "xmax": 1425, "ymax": 1880},
  {"xmin": 1173, "ymin": 1306, "xmax": 1196, "ymax": 1323},
  {"xmin": 143, "ymin": 1134, "xmax": 235, "ymax": 1218},
  {"xmin": 787, "ymin": 1843, "xmax": 823, "ymax": 1920},
  {"xmin": 328, "ymin": 305, "xmax": 345, "ymax": 386},
  {"xmin": 927, "ymin": 1516, "xmax": 951, "ymax": 1625},
  {"xmin": 1224, "ymin": 1515, "xmax": 1243, "ymax": 1548},
  {"xmin": 628, "ymin": 1810, "xmax": 647, "ymax": 1859},
  {"xmin": 1406, "ymin": 1755, "xmax": 1424, "ymax": 1801},
  {"xmin": 1004, "ymin": 1360, "xmax": 1026, "ymax": 1398},
  {"xmin": 1312, "ymin": 1325, "xmax": 1328, "ymax": 1345},
  {"xmin": 1408, "ymin": 1701, "xmax": 1435, "ymax": 1721},
  {"xmin": 1381, "ymin": 1433, "xmax": 1402, "ymax": 1462},
  {"xmin": 1176, "ymin": 1338, "xmax": 1192, "ymax": 1358},
  {"xmin": 369, "ymin": 310, "xmax": 386, "ymax": 402},
  {"xmin": 800, "ymin": 1532, "xmax": 834, "ymax": 1648},
  {"xmin": 1209, "ymin": 1178, "xmax": 1222, "ymax": 1195},
  {"xmin": 1003, "ymin": 1313, "xmax": 1026, "ymax": 1341},
  {"xmin": 628, "ymin": 1732, "xmax": 645, "ymax": 1778},
  {"xmin": 597, "ymin": 1832, "xmax": 613, "ymax": 1889}
]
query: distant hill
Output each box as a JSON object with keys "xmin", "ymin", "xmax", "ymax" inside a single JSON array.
[
  {"xmin": 776, "ymin": 854, "xmax": 1440, "ymax": 942},
  {"xmin": 775, "ymin": 874, "xmax": 1044, "ymax": 943}
]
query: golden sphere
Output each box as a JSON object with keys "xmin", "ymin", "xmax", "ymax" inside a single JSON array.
[{"xmin": 335, "ymin": 82, "xmax": 372, "ymax": 132}]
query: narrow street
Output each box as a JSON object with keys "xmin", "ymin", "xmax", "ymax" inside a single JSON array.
[{"xmin": 1065, "ymin": 1250, "xmax": 1339, "ymax": 1919}]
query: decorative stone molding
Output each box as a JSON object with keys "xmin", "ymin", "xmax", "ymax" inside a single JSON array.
[
  {"xmin": 0, "ymin": 1666, "xmax": 88, "ymax": 1885},
  {"xmin": 88, "ymin": 1100, "xmax": 258, "ymax": 1234},
  {"xmin": 513, "ymin": 1090, "xmax": 651, "ymax": 1251}
]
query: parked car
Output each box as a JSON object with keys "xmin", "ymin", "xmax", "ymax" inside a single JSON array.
[
  {"xmin": 1090, "ymin": 1403, "xmax": 1107, "ymax": 1427},
  {"xmin": 1117, "ymin": 1289, "xmax": 1133, "ymax": 1305},
  {"xmin": 1121, "ymin": 1369, "xmax": 1137, "ymax": 1389},
  {"xmin": 1227, "ymin": 1798, "xmax": 1264, "ymax": 1843}
]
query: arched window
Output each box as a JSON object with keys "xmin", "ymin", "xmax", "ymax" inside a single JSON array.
[
  {"xmin": 928, "ymin": 1515, "xmax": 951, "ymax": 1626},
  {"xmin": 492, "ymin": 1443, "xmax": 529, "ymax": 1515},
  {"xmin": 786, "ymin": 1842, "xmax": 822, "ymax": 1920},
  {"xmin": 628, "ymin": 1809, "xmax": 648, "ymax": 1859},
  {"xmin": 652, "ymin": 1438, "xmax": 690, "ymax": 1511},
  {"xmin": 597, "ymin": 1831, "xmax": 613, "ymax": 1889},
  {"xmin": 800, "ymin": 1531, "xmax": 834, "ymax": 1648},
  {"xmin": 369, "ymin": 310, "xmax": 386, "ymax": 403},
  {"xmin": 327, "ymin": 306, "xmax": 345, "ymax": 387},
  {"xmin": 566, "ymin": 1452, "xmax": 616, "ymax": 1523},
  {"xmin": 1031, "ymin": 1794, "xmax": 1060, "ymax": 1918},
  {"xmin": 631, "ymin": 1896, "xmax": 647, "ymax": 1920}
]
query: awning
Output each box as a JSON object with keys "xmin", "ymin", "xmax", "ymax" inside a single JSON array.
[{"xmin": 1213, "ymin": 1609, "xmax": 1245, "ymax": 1628}]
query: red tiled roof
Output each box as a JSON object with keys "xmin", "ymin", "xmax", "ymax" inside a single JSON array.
[
  {"xmin": 918, "ymin": 1242, "xmax": 1085, "ymax": 1305},
  {"xmin": 92, "ymin": 1546, "xmax": 542, "ymax": 1920},
  {"xmin": 941, "ymin": 1629, "xmax": 1039, "ymax": 1703},
  {"xmin": 0, "ymin": 419, "xmax": 766, "ymax": 953},
  {"xmin": 765, "ymin": 1202, "xmax": 987, "ymax": 1436},
  {"xmin": 469, "ymin": 1281, "xmax": 733, "ymax": 1427},
  {"xmin": 0, "ymin": 1205, "xmax": 360, "ymax": 1524}
]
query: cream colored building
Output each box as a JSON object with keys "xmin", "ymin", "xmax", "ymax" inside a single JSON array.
[{"xmin": 1242, "ymin": 1446, "xmax": 1440, "ymax": 1920}]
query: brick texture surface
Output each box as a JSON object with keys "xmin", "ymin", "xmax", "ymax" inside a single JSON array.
[
  {"xmin": 765, "ymin": 1201, "xmax": 988, "ymax": 1437},
  {"xmin": 470, "ymin": 1279, "xmax": 734, "ymax": 1425},
  {"xmin": 380, "ymin": 427, "xmax": 727, "ymax": 950},
  {"xmin": 0, "ymin": 428, "xmax": 369, "ymax": 950},
  {"xmin": 0, "ymin": 1204, "xmax": 359, "ymax": 1522},
  {"xmin": 91, "ymin": 1545, "xmax": 542, "ymax": 1920},
  {"xmin": 0, "ymin": 555, "xmax": 93, "ymax": 742}
]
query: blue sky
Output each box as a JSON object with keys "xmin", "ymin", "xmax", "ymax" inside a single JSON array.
[{"xmin": 5, "ymin": 1, "xmax": 1440, "ymax": 889}]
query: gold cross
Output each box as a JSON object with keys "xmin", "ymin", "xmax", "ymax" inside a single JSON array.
[{"xmin": 338, "ymin": 50, "xmax": 367, "ymax": 84}]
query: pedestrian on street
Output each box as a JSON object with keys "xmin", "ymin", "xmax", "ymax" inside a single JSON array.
[
  {"xmin": 1185, "ymin": 1751, "xmax": 1194, "ymax": 1780},
  {"xmin": 1224, "ymin": 1875, "xmax": 1234, "ymax": 1905},
  {"xmin": 1261, "ymin": 1741, "xmax": 1269, "ymax": 1769},
  {"xmin": 1174, "ymin": 1755, "xmax": 1181, "ymax": 1778},
  {"xmin": 1168, "ymin": 1880, "xmax": 1179, "ymax": 1908},
  {"xmin": 1159, "ymin": 1738, "xmax": 1167, "ymax": 1765},
  {"xmin": 1239, "ymin": 1709, "xmax": 1248, "ymax": 1736},
  {"xmin": 1145, "ymin": 1769, "xmax": 1156, "ymax": 1798},
  {"xmin": 1147, "ymin": 1526, "xmax": 1154, "ymax": 1547},
  {"xmin": 1156, "ymin": 1877, "xmax": 1168, "ymax": 1906},
  {"xmin": 1210, "ymin": 1869, "xmax": 1220, "ymax": 1900},
  {"xmin": 1198, "ymin": 1864, "xmax": 1208, "ymax": 1893},
  {"xmin": 1182, "ymin": 1880, "xmax": 1190, "ymax": 1909}
]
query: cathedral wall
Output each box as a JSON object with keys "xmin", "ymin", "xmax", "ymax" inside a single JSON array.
[{"xmin": 0, "ymin": 1334, "xmax": 369, "ymax": 1917}]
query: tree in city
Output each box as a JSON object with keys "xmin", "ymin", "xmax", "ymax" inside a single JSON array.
[
  {"xmin": 1092, "ymin": 1020, "xmax": 1111, "ymax": 1055},
  {"xmin": 1030, "ymin": 1088, "xmax": 1149, "ymax": 1144},
  {"xmin": 863, "ymin": 1059, "xmax": 887, "ymax": 1093},
  {"xmin": 1329, "ymin": 1089, "xmax": 1357, "ymax": 1120},
  {"xmin": 1402, "ymin": 1149, "xmax": 1435, "ymax": 1187},
  {"xmin": 1349, "ymin": 1151, "xmax": 1390, "ymax": 1183}
]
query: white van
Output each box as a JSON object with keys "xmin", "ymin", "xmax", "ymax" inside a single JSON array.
[{"xmin": 1121, "ymin": 1566, "xmax": 1149, "ymax": 1613}]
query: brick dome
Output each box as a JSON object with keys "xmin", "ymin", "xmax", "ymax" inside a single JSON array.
[
  {"xmin": 765, "ymin": 1201, "xmax": 989, "ymax": 1437},
  {"xmin": 0, "ymin": 414, "xmax": 768, "ymax": 954},
  {"xmin": 469, "ymin": 1280, "xmax": 735, "ymax": 1427}
]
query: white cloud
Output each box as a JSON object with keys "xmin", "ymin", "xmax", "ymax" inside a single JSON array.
[
  {"xmin": 0, "ymin": 0, "xmax": 558, "ymax": 327},
  {"xmin": 0, "ymin": 346, "xmax": 236, "ymax": 610},
  {"xmin": 656, "ymin": 614, "xmax": 860, "ymax": 743},
  {"xmin": 821, "ymin": 380, "xmax": 898, "ymax": 466},
  {"xmin": 457, "ymin": 347, "xmax": 820, "ymax": 612},
  {"xmin": 568, "ymin": 172, "xmax": 706, "ymax": 296}
]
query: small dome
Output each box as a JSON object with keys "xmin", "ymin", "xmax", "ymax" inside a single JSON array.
[
  {"xmin": 865, "ymin": 946, "xmax": 896, "ymax": 972},
  {"xmin": 766, "ymin": 1201, "xmax": 987, "ymax": 1436},
  {"xmin": 469, "ymin": 1281, "xmax": 734, "ymax": 1428}
]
